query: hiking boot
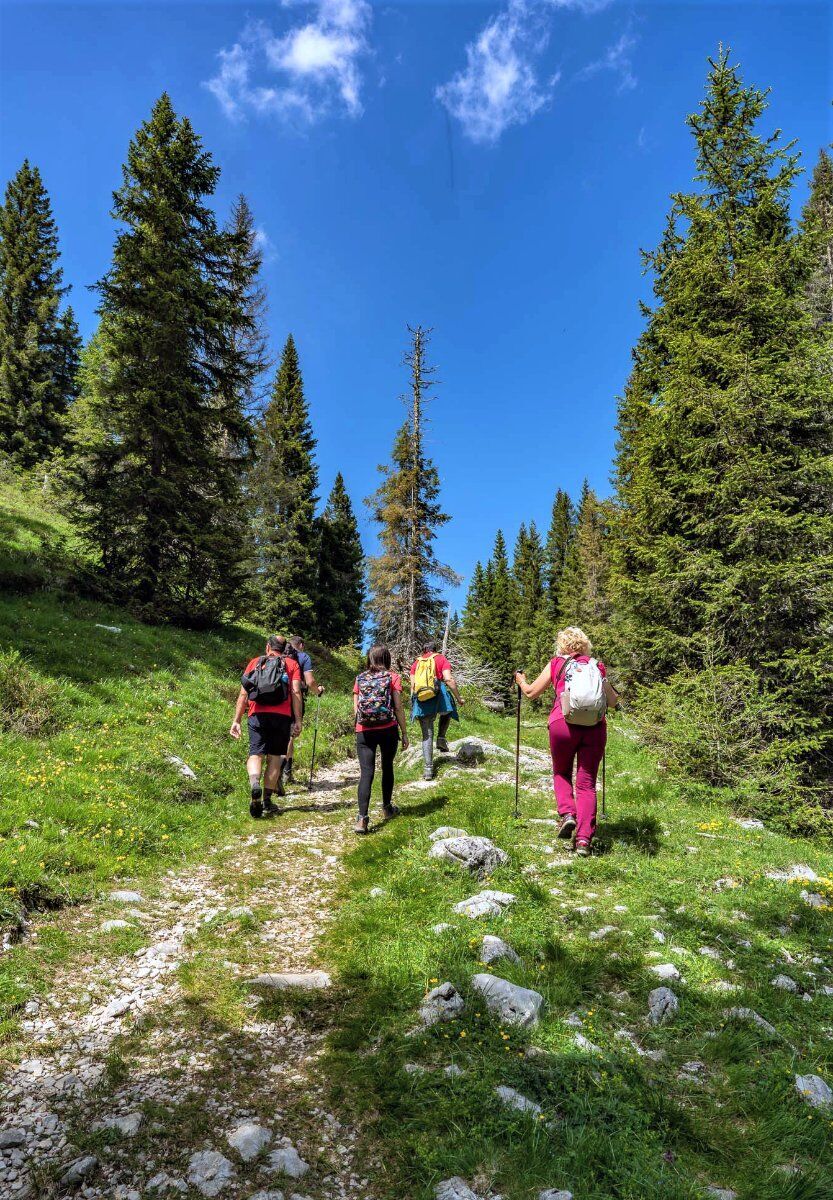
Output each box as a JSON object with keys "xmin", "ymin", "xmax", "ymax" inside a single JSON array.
[
  {"xmin": 575, "ymin": 840, "xmax": 591, "ymax": 858},
  {"xmin": 249, "ymin": 782, "xmax": 263, "ymax": 818},
  {"xmin": 556, "ymin": 813, "xmax": 577, "ymax": 840},
  {"xmin": 263, "ymin": 799, "xmax": 280, "ymax": 817},
  {"xmin": 423, "ymin": 766, "xmax": 434, "ymax": 781},
  {"xmin": 382, "ymin": 803, "xmax": 401, "ymax": 820},
  {"xmin": 355, "ymin": 815, "xmax": 369, "ymax": 835},
  {"xmin": 436, "ymin": 737, "xmax": 450, "ymax": 753}
]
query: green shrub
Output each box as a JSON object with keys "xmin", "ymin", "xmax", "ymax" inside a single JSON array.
[{"xmin": 0, "ymin": 649, "xmax": 62, "ymax": 736}]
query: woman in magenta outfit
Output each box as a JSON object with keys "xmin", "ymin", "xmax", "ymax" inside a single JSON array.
[{"xmin": 515, "ymin": 626, "xmax": 619, "ymax": 857}]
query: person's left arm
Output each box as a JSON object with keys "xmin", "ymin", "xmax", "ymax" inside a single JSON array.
[
  {"xmin": 290, "ymin": 671, "xmax": 303, "ymax": 737},
  {"xmin": 305, "ymin": 668, "xmax": 324, "ymax": 697},
  {"xmin": 441, "ymin": 667, "xmax": 463, "ymax": 706},
  {"xmin": 230, "ymin": 686, "xmax": 248, "ymax": 739}
]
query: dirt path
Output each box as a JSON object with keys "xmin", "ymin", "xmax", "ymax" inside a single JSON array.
[{"xmin": 0, "ymin": 760, "xmax": 377, "ymax": 1200}]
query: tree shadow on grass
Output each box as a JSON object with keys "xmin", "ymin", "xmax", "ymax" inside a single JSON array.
[{"xmin": 593, "ymin": 813, "xmax": 662, "ymax": 856}]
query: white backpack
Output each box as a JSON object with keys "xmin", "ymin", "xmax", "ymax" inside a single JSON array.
[{"xmin": 557, "ymin": 656, "xmax": 607, "ymax": 726}]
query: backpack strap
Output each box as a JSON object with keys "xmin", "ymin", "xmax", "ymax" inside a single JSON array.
[{"xmin": 553, "ymin": 655, "xmax": 574, "ymax": 684}]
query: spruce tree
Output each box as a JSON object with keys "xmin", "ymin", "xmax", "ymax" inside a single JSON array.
[
  {"xmin": 558, "ymin": 482, "xmax": 613, "ymax": 637},
  {"xmin": 66, "ymin": 95, "xmax": 253, "ymax": 625},
  {"xmin": 612, "ymin": 50, "xmax": 833, "ymax": 782},
  {"xmin": 512, "ymin": 521, "xmax": 545, "ymax": 669},
  {"xmin": 252, "ymin": 334, "xmax": 319, "ymax": 634},
  {"xmin": 317, "ymin": 472, "xmax": 365, "ymax": 646},
  {"xmin": 544, "ymin": 488, "xmax": 574, "ymax": 618},
  {"xmin": 366, "ymin": 326, "xmax": 458, "ymax": 659},
  {"xmin": 799, "ymin": 147, "xmax": 833, "ymax": 327},
  {"xmin": 462, "ymin": 560, "xmax": 489, "ymax": 660},
  {"xmin": 0, "ymin": 161, "xmax": 79, "ymax": 464},
  {"xmin": 482, "ymin": 529, "xmax": 516, "ymax": 696}
]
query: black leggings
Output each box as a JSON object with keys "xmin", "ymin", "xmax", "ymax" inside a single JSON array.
[{"xmin": 356, "ymin": 727, "xmax": 399, "ymax": 817}]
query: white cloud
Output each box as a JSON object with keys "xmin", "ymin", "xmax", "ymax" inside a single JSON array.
[
  {"xmin": 436, "ymin": 0, "xmax": 613, "ymax": 145},
  {"xmin": 205, "ymin": 0, "xmax": 371, "ymax": 126},
  {"xmin": 578, "ymin": 29, "xmax": 638, "ymax": 92}
]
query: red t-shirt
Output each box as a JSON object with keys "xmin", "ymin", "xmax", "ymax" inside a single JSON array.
[
  {"xmin": 409, "ymin": 653, "xmax": 452, "ymax": 683},
  {"xmin": 549, "ymin": 655, "xmax": 607, "ymax": 725},
  {"xmin": 244, "ymin": 654, "xmax": 301, "ymax": 717},
  {"xmin": 353, "ymin": 671, "xmax": 402, "ymax": 733}
]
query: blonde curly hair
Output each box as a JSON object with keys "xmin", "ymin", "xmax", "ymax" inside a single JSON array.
[{"xmin": 556, "ymin": 626, "xmax": 592, "ymax": 657}]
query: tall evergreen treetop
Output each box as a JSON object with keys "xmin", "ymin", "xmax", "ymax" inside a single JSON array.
[
  {"xmin": 66, "ymin": 94, "xmax": 253, "ymax": 624},
  {"xmin": 544, "ymin": 488, "xmax": 574, "ymax": 617},
  {"xmin": 253, "ymin": 333, "xmax": 320, "ymax": 634},
  {"xmin": 799, "ymin": 147, "xmax": 833, "ymax": 327},
  {"xmin": 367, "ymin": 325, "xmax": 458, "ymax": 658},
  {"xmin": 613, "ymin": 49, "xmax": 833, "ymax": 779},
  {"xmin": 317, "ymin": 472, "xmax": 365, "ymax": 647},
  {"xmin": 0, "ymin": 160, "xmax": 79, "ymax": 464}
]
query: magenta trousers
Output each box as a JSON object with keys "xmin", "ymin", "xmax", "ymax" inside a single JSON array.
[{"xmin": 548, "ymin": 717, "xmax": 607, "ymax": 844}]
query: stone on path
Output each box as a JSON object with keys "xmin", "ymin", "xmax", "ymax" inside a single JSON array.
[
  {"xmin": 480, "ymin": 934, "xmax": 520, "ymax": 965},
  {"xmin": 419, "ymin": 982, "xmax": 464, "ymax": 1026},
  {"xmin": 647, "ymin": 987, "xmax": 679, "ymax": 1025},
  {"xmin": 733, "ymin": 817, "xmax": 765, "ymax": 830},
  {"xmin": 227, "ymin": 1121, "xmax": 272, "ymax": 1161},
  {"xmin": 589, "ymin": 926, "xmax": 618, "ymax": 941},
  {"xmin": 495, "ymin": 1084, "xmax": 542, "ymax": 1117},
  {"xmin": 0, "ymin": 1129, "xmax": 25, "ymax": 1149},
  {"xmin": 772, "ymin": 974, "xmax": 798, "ymax": 993},
  {"xmin": 471, "ymin": 973, "xmax": 544, "ymax": 1027},
  {"xmin": 248, "ymin": 1192, "xmax": 286, "ymax": 1200},
  {"xmin": 573, "ymin": 1033, "xmax": 601, "ymax": 1054},
  {"xmin": 98, "ymin": 1112, "xmax": 143, "ymax": 1137},
  {"xmin": 100, "ymin": 918, "xmax": 130, "ymax": 932},
  {"xmin": 248, "ymin": 971, "xmax": 331, "ymax": 991},
  {"xmin": 187, "ymin": 1151, "xmax": 236, "ymax": 1197},
  {"xmin": 267, "ymin": 1144, "xmax": 309, "ymax": 1178},
  {"xmin": 540, "ymin": 1192, "xmax": 573, "ymax": 1200},
  {"xmin": 435, "ymin": 1179, "xmax": 479, "ymax": 1200},
  {"xmin": 454, "ymin": 740, "xmax": 487, "ymax": 764},
  {"xmin": 453, "ymin": 890, "xmax": 515, "ymax": 919},
  {"xmin": 724, "ymin": 1008, "xmax": 779, "ymax": 1038},
  {"xmin": 650, "ymin": 963, "xmax": 681, "ymax": 982},
  {"xmin": 109, "ymin": 889, "xmax": 143, "ymax": 904},
  {"xmin": 430, "ymin": 835, "xmax": 508, "ymax": 878},
  {"xmin": 766, "ymin": 864, "xmax": 818, "ymax": 883},
  {"xmin": 59, "ymin": 1155, "xmax": 99, "ymax": 1186},
  {"xmin": 166, "ymin": 753, "xmax": 197, "ymax": 780},
  {"xmin": 369, "ymin": 887, "xmax": 386, "ymax": 898},
  {"xmin": 147, "ymin": 1172, "xmax": 188, "ymax": 1194},
  {"xmin": 801, "ymin": 890, "xmax": 825, "ymax": 909},
  {"xmin": 794, "ymin": 1073, "xmax": 833, "ymax": 1110},
  {"xmin": 429, "ymin": 826, "xmax": 468, "ymax": 842}
]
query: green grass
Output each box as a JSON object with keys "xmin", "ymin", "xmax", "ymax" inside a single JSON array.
[
  {"xmin": 321, "ymin": 709, "xmax": 833, "ymax": 1200},
  {"xmin": 0, "ymin": 476, "xmax": 360, "ymax": 1034}
]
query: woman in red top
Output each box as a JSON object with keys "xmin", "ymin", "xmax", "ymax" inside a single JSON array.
[
  {"xmin": 352, "ymin": 644, "xmax": 409, "ymax": 835},
  {"xmin": 515, "ymin": 626, "xmax": 618, "ymax": 856}
]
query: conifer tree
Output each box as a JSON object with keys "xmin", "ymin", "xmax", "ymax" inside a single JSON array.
[
  {"xmin": 544, "ymin": 488, "xmax": 574, "ymax": 618},
  {"xmin": 799, "ymin": 147, "xmax": 833, "ymax": 327},
  {"xmin": 512, "ymin": 521, "xmax": 545, "ymax": 668},
  {"xmin": 558, "ymin": 482, "xmax": 613, "ymax": 636},
  {"xmin": 316, "ymin": 472, "xmax": 365, "ymax": 646},
  {"xmin": 612, "ymin": 50, "xmax": 833, "ymax": 782},
  {"xmin": 366, "ymin": 326, "xmax": 458, "ymax": 658},
  {"xmin": 66, "ymin": 95, "xmax": 253, "ymax": 625},
  {"xmin": 462, "ymin": 560, "xmax": 489, "ymax": 660},
  {"xmin": 482, "ymin": 529, "xmax": 515, "ymax": 696},
  {"xmin": 252, "ymin": 334, "xmax": 319, "ymax": 634},
  {"xmin": 0, "ymin": 161, "xmax": 79, "ymax": 464}
]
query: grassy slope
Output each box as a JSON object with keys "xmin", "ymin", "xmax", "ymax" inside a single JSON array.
[
  {"xmin": 0, "ymin": 476, "xmax": 358, "ymax": 1029},
  {"xmin": 322, "ymin": 709, "xmax": 833, "ymax": 1200}
]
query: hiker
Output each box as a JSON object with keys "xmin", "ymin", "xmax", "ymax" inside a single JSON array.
[
  {"xmin": 515, "ymin": 626, "xmax": 618, "ymax": 857},
  {"xmin": 353, "ymin": 644, "xmax": 409, "ymax": 834},
  {"xmin": 282, "ymin": 634, "xmax": 324, "ymax": 784},
  {"xmin": 410, "ymin": 641, "xmax": 462, "ymax": 781},
  {"xmin": 230, "ymin": 635, "xmax": 303, "ymax": 818}
]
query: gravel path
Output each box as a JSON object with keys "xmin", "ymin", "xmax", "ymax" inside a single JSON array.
[{"xmin": 0, "ymin": 760, "xmax": 377, "ymax": 1200}]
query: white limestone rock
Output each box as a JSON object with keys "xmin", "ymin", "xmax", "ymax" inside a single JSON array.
[{"xmin": 471, "ymin": 972, "xmax": 544, "ymax": 1027}]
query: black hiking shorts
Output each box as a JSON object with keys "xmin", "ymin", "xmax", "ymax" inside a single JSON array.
[{"xmin": 247, "ymin": 713, "xmax": 292, "ymax": 757}]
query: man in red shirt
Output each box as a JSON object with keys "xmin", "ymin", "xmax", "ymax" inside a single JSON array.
[{"xmin": 230, "ymin": 635, "xmax": 303, "ymax": 818}]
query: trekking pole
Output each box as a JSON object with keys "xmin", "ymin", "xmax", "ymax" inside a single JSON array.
[
  {"xmin": 513, "ymin": 674, "xmax": 522, "ymax": 820},
  {"xmin": 307, "ymin": 691, "xmax": 323, "ymax": 791},
  {"xmin": 601, "ymin": 750, "xmax": 606, "ymax": 818}
]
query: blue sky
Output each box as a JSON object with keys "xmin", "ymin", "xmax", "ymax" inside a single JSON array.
[{"xmin": 1, "ymin": 1, "xmax": 830, "ymax": 614}]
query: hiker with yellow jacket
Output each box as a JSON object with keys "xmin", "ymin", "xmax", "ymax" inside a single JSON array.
[{"xmin": 409, "ymin": 641, "xmax": 462, "ymax": 780}]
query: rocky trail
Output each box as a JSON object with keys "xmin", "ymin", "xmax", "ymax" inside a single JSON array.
[{"xmin": 0, "ymin": 759, "xmax": 377, "ymax": 1200}]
